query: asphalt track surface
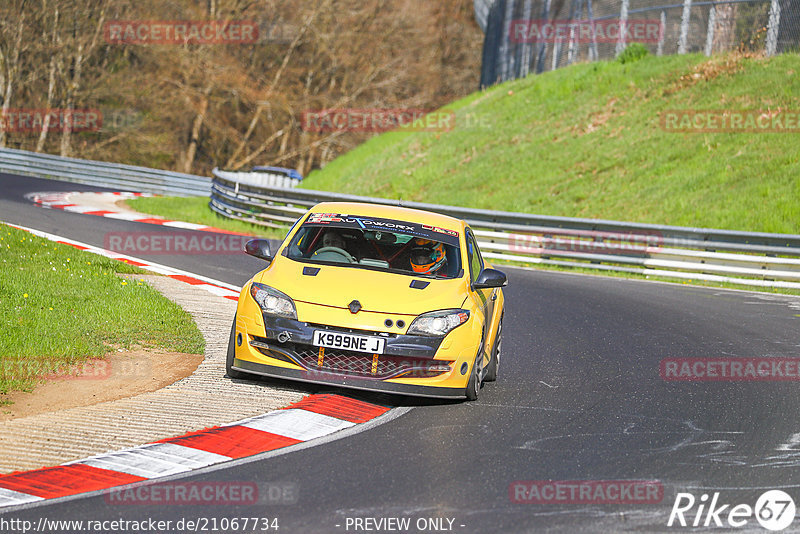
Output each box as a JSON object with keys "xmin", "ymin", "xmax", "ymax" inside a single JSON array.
[{"xmin": 2, "ymin": 173, "xmax": 800, "ymax": 533}]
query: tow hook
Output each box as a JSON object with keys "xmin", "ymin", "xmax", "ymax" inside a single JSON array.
[{"xmin": 277, "ymin": 331, "xmax": 291, "ymax": 343}]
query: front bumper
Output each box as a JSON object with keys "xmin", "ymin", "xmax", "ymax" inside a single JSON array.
[
  {"xmin": 232, "ymin": 312, "xmax": 478, "ymax": 399},
  {"xmin": 232, "ymin": 358, "xmax": 466, "ymax": 399}
]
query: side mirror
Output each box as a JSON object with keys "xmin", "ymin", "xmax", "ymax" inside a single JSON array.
[
  {"xmin": 472, "ymin": 268, "xmax": 507, "ymax": 290},
  {"xmin": 245, "ymin": 239, "xmax": 273, "ymax": 261}
]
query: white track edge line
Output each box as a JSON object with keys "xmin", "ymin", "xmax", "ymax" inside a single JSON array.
[{"xmin": 3, "ymin": 222, "xmax": 241, "ymax": 292}]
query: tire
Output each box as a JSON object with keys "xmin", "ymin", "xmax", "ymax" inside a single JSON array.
[
  {"xmin": 225, "ymin": 315, "xmax": 247, "ymax": 380},
  {"xmin": 484, "ymin": 315, "xmax": 503, "ymax": 382},
  {"xmin": 464, "ymin": 347, "xmax": 483, "ymax": 401}
]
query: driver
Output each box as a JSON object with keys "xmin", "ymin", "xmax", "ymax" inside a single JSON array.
[
  {"xmin": 409, "ymin": 238, "xmax": 447, "ymax": 276},
  {"xmin": 321, "ymin": 229, "xmax": 346, "ymax": 250},
  {"xmin": 311, "ymin": 228, "xmax": 357, "ymax": 262}
]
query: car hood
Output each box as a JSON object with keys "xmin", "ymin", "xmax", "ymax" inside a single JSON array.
[{"xmin": 257, "ymin": 260, "xmax": 467, "ymax": 316}]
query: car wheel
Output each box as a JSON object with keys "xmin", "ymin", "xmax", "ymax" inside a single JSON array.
[
  {"xmin": 484, "ymin": 315, "xmax": 502, "ymax": 382},
  {"xmin": 225, "ymin": 315, "xmax": 247, "ymax": 380},
  {"xmin": 465, "ymin": 347, "xmax": 483, "ymax": 401}
]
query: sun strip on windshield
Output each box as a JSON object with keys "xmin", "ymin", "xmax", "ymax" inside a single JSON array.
[{"xmin": 304, "ymin": 213, "xmax": 460, "ymax": 246}]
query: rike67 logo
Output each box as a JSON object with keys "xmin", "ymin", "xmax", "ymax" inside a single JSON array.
[{"xmin": 668, "ymin": 490, "xmax": 796, "ymax": 531}]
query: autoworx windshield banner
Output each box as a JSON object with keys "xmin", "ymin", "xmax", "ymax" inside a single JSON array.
[{"xmin": 305, "ymin": 213, "xmax": 460, "ymax": 246}]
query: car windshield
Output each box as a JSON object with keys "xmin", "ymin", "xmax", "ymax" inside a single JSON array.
[{"xmin": 285, "ymin": 213, "xmax": 462, "ymax": 279}]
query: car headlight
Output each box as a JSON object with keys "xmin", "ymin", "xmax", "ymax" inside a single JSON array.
[
  {"xmin": 407, "ymin": 309, "xmax": 470, "ymax": 337},
  {"xmin": 250, "ymin": 282, "xmax": 297, "ymax": 319}
]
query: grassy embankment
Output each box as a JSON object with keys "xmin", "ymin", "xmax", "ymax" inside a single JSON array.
[{"xmin": 134, "ymin": 52, "xmax": 799, "ymax": 234}]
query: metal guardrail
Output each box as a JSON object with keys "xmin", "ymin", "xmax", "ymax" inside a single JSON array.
[
  {"xmin": 0, "ymin": 147, "xmax": 210, "ymax": 196},
  {"xmin": 214, "ymin": 169, "xmax": 302, "ymax": 189},
  {"xmin": 4, "ymin": 148, "xmax": 795, "ymax": 291},
  {"xmin": 210, "ymin": 169, "xmax": 800, "ymax": 290}
]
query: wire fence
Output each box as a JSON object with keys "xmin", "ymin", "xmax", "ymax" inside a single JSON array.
[{"xmin": 478, "ymin": 0, "xmax": 798, "ymax": 86}]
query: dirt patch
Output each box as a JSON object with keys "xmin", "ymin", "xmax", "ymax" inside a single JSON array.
[
  {"xmin": 0, "ymin": 350, "xmax": 203, "ymax": 421},
  {"xmin": 573, "ymin": 97, "xmax": 621, "ymax": 136},
  {"xmin": 662, "ymin": 53, "xmax": 753, "ymax": 96}
]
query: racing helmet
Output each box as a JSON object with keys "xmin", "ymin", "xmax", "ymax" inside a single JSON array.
[{"xmin": 410, "ymin": 239, "xmax": 446, "ymax": 275}]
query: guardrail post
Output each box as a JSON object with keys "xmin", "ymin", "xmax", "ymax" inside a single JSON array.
[
  {"xmin": 552, "ymin": 40, "xmax": 561, "ymax": 71},
  {"xmin": 766, "ymin": 0, "xmax": 781, "ymax": 56},
  {"xmin": 587, "ymin": 0, "xmax": 598, "ymax": 61},
  {"xmin": 678, "ymin": 0, "xmax": 693, "ymax": 53},
  {"xmin": 657, "ymin": 10, "xmax": 667, "ymax": 55},
  {"xmin": 705, "ymin": 5, "xmax": 716, "ymax": 56},
  {"xmin": 615, "ymin": 0, "xmax": 630, "ymax": 56},
  {"xmin": 520, "ymin": 0, "xmax": 534, "ymax": 77},
  {"xmin": 566, "ymin": 0, "xmax": 580, "ymax": 65},
  {"xmin": 567, "ymin": 23, "xmax": 578, "ymax": 64},
  {"xmin": 534, "ymin": 0, "xmax": 552, "ymax": 73}
]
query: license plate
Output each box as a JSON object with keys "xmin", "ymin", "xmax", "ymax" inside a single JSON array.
[{"xmin": 312, "ymin": 330, "xmax": 385, "ymax": 354}]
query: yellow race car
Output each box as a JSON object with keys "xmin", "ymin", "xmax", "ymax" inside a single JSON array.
[{"xmin": 226, "ymin": 202, "xmax": 506, "ymax": 400}]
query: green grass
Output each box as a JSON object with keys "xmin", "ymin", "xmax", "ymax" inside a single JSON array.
[
  {"xmin": 0, "ymin": 224, "xmax": 204, "ymax": 395},
  {"xmin": 302, "ymin": 52, "xmax": 800, "ymax": 234},
  {"xmin": 126, "ymin": 196, "xmax": 284, "ymax": 238}
]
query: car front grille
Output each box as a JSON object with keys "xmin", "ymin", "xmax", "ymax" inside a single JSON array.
[
  {"xmin": 294, "ymin": 345, "xmax": 448, "ymax": 379},
  {"xmin": 251, "ymin": 336, "xmax": 452, "ymax": 380},
  {"xmin": 250, "ymin": 336, "xmax": 450, "ymax": 379}
]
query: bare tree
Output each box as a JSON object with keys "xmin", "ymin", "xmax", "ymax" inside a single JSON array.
[
  {"xmin": 181, "ymin": 83, "xmax": 212, "ymax": 173},
  {"xmin": 0, "ymin": 2, "xmax": 27, "ymax": 148},
  {"xmin": 225, "ymin": 2, "xmax": 324, "ymax": 169},
  {"xmin": 0, "ymin": 0, "xmax": 483, "ymax": 174},
  {"xmin": 57, "ymin": 0, "xmax": 108, "ymax": 156},
  {"xmin": 713, "ymin": 4, "xmax": 739, "ymax": 53},
  {"xmin": 36, "ymin": 5, "xmax": 60, "ymax": 152}
]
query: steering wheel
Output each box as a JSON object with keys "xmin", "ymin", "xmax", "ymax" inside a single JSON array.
[{"xmin": 311, "ymin": 246, "xmax": 356, "ymax": 263}]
